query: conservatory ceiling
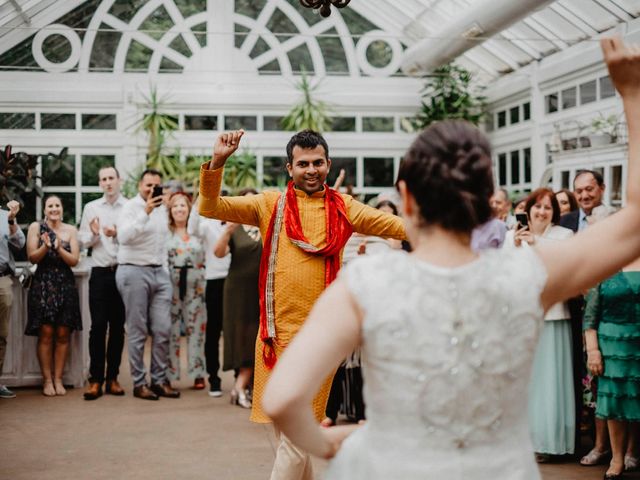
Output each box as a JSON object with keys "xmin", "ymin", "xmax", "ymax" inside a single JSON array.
[{"xmin": 0, "ymin": 0, "xmax": 639, "ymax": 80}]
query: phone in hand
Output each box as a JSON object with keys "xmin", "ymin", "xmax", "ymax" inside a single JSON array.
[
  {"xmin": 515, "ymin": 213, "xmax": 529, "ymax": 229},
  {"xmin": 152, "ymin": 185, "xmax": 164, "ymax": 199}
]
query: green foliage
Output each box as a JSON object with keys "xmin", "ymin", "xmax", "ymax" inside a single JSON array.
[
  {"xmin": 224, "ymin": 151, "xmax": 259, "ymax": 193},
  {"xmin": 411, "ymin": 64, "xmax": 487, "ymax": 131},
  {"xmin": 281, "ymin": 71, "xmax": 333, "ymax": 133},
  {"xmin": 0, "ymin": 145, "xmax": 70, "ymax": 205},
  {"xmin": 137, "ymin": 86, "xmax": 179, "ymax": 172},
  {"xmin": 121, "ymin": 164, "xmax": 144, "ymax": 199}
]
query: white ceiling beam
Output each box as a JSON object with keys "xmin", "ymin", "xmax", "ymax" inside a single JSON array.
[
  {"xmin": 593, "ymin": 0, "xmax": 634, "ymax": 21},
  {"xmin": 480, "ymin": 39, "xmax": 521, "ymax": 70},
  {"xmin": 0, "ymin": 0, "xmax": 84, "ymax": 54},
  {"xmin": 8, "ymin": 0, "xmax": 31, "ymax": 25},
  {"xmin": 400, "ymin": 0, "xmax": 555, "ymax": 75},
  {"xmin": 499, "ymin": 29, "xmax": 543, "ymax": 60},
  {"xmin": 549, "ymin": 3, "xmax": 599, "ymax": 35},
  {"xmin": 521, "ymin": 17, "xmax": 569, "ymax": 49}
]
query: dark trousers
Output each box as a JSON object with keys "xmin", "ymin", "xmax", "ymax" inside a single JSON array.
[
  {"xmin": 326, "ymin": 365, "xmax": 366, "ymax": 423},
  {"xmin": 205, "ymin": 278, "xmax": 225, "ymax": 382},
  {"xmin": 88, "ymin": 266, "xmax": 126, "ymax": 384}
]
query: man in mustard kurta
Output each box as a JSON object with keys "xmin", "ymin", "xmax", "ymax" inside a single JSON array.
[{"xmin": 199, "ymin": 129, "xmax": 405, "ymax": 480}]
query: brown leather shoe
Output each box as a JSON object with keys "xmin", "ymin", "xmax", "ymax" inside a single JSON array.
[
  {"xmin": 150, "ymin": 382, "xmax": 180, "ymax": 398},
  {"xmin": 105, "ymin": 379, "xmax": 125, "ymax": 396},
  {"xmin": 83, "ymin": 382, "xmax": 102, "ymax": 401},
  {"xmin": 133, "ymin": 384, "xmax": 159, "ymax": 401}
]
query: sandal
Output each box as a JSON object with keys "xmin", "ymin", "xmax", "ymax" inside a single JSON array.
[
  {"xmin": 535, "ymin": 453, "xmax": 551, "ymax": 463},
  {"xmin": 42, "ymin": 380, "xmax": 56, "ymax": 397},
  {"xmin": 580, "ymin": 448, "xmax": 611, "ymax": 466},
  {"xmin": 625, "ymin": 455, "xmax": 639, "ymax": 471}
]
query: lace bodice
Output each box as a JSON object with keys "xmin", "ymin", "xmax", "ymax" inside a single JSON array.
[{"xmin": 327, "ymin": 248, "xmax": 547, "ymax": 480}]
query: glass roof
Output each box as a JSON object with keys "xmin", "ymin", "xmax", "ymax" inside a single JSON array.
[
  {"xmin": 350, "ymin": 0, "xmax": 640, "ymax": 78},
  {"xmin": 1, "ymin": 0, "xmax": 639, "ymax": 78}
]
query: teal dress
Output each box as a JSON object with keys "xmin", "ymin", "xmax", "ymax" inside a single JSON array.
[{"xmin": 583, "ymin": 271, "xmax": 640, "ymax": 421}]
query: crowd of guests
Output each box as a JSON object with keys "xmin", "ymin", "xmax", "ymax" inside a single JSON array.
[
  {"xmin": 483, "ymin": 171, "xmax": 639, "ymax": 477},
  {"xmin": 0, "ymin": 109, "xmax": 638, "ymax": 480},
  {"xmin": 0, "ymin": 155, "xmax": 636, "ymax": 470},
  {"xmin": 0, "ymin": 166, "xmax": 261, "ymax": 408}
]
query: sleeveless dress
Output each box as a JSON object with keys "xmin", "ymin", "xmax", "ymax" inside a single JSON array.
[
  {"xmin": 25, "ymin": 222, "xmax": 82, "ymax": 336},
  {"xmin": 326, "ymin": 248, "xmax": 547, "ymax": 480}
]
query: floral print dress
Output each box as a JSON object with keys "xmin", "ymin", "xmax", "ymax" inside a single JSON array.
[
  {"xmin": 25, "ymin": 222, "xmax": 82, "ymax": 336},
  {"xmin": 166, "ymin": 231, "xmax": 206, "ymax": 380}
]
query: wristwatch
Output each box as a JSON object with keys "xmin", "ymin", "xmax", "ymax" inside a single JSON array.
[{"xmin": 7, "ymin": 219, "xmax": 15, "ymax": 225}]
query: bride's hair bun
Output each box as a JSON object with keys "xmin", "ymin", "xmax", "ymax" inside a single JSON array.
[{"xmin": 397, "ymin": 120, "xmax": 494, "ymax": 233}]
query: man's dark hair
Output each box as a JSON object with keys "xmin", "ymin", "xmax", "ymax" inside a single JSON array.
[
  {"xmin": 285, "ymin": 130, "xmax": 329, "ymax": 164},
  {"xmin": 99, "ymin": 165, "xmax": 120, "ymax": 179},
  {"xmin": 574, "ymin": 169, "xmax": 604, "ymax": 188},
  {"xmin": 139, "ymin": 168, "xmax": 162, "ymax": 181}
]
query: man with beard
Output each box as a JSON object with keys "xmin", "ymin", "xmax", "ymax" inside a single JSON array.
[{"xmin": 199, "ymin": 129, "xmax": 405, "ymax": 480}]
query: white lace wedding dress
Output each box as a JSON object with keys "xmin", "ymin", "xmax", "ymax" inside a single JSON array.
[{"xmin": 325, "ymin": 248, "xmax": 547, "ymax": 480}]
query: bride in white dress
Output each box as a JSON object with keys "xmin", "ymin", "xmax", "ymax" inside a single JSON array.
[{"xmin": 263, "ymin": 37, "xmax": 640, "ymax": 480}]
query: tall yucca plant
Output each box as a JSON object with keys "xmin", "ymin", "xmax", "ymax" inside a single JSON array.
[
  {"xmin": 281, "ymin": 70, "xmax": 333, "ymax": 133},
  {"xmin": 136, "ymin": 86, "xmax": 179, "ymax": 171}
]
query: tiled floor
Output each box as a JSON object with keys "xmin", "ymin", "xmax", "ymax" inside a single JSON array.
[{"xmin": 2, "ymin": 339, "xmax": 638, "ymax": 480}]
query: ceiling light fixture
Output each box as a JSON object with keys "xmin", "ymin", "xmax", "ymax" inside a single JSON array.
[{"xmin": 299, "ymin": 0, "xmax": 351, "ymax": 18}]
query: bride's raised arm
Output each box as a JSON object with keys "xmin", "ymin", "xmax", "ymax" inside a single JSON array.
[{"xmin": 539, "ymin": 37, "xmax": 640, "ymax": 310}]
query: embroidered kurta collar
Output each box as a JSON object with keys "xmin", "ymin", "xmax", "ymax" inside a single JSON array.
[{"xmin": 293, "ymin": 185, "xmax": 327, "ymax": 198}]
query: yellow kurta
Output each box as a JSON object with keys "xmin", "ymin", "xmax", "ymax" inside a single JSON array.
[{"xmin": 199, "ymin": 165, "xmax": 405, "ymax": 423}]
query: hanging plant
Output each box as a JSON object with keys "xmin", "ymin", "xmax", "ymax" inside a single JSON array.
[
  {"xmin": 411, "ymin": 64, "xmax": 487, "ymax": 131},
  {"xmin": 281, "ymin": 70, "xmax": 333, "ymax": 133}
]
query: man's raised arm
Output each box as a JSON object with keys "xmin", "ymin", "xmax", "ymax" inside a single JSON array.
[{"xmin": 199, "ymin": 129, "xmax": 260, "ymax": 226}]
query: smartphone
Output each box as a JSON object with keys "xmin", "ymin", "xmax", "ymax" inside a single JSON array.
[
  {"xmin": 152, "ymin": 185, "xmax": 163, "ymax": 199},
  {"xmin": 515, "ymin": 213, "xmax": 529, "ymax": 229}
]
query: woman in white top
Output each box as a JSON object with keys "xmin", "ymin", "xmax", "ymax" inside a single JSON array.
[
  {"xmin": 504, "ymin": 188, "xmax": 574, "ymax": 461},
  {"xmin": 261, "ymin": 38, "xmax": 640, "ymax": 480}
]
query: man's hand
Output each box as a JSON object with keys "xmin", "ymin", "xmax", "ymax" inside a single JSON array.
[
  {"xmin": 7, "ymin": 200, "xmax": 19, "ymax": 220},
  {"xmin": 333, "ymin": 168, "xmax": 346, "ymax": 190},
  {"xmin": 144, "ymin": 195, "xmax": 164, "ymax": 215},
  {"xmin": 209, "ymin": 130, "xmax": 245, "ymax": 170},
  {"xmin": 103, "ymin": 225, "xmax": 117, "ymax": 238},
  {"xmin": 89, "ymin": 217, "xmax": 100, "ymax": 236}
]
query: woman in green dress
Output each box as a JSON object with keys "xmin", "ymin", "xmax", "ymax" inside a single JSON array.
[{"xmin": 584, "ymin": 256, "xmax": 640, "ymax": 479}]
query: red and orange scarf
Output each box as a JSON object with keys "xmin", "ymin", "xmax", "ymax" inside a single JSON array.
[{"xmin": 258, "ymin": 181, "xmax": 353, "ymax": 369}]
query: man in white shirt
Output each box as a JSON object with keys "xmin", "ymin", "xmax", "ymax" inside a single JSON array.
[
  {"xmin": 115, "ymin": 169, "xmax": 178, "ymax": 400},
  {"xmin": 0, "ymin": 200, "xmax": 24, "ymax": 399},
  {"xmin": 78, "ymin": 166, "xmax": 127, "ymax": 400},
  {"xmin": 188, "ymin": 198, "xmax": 231, "ymax": 397}
]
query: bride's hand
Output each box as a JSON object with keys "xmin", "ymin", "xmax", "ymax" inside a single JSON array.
[{"xmin": 320, "ymin": 423, "xmax": 362, "ymax": 459}]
